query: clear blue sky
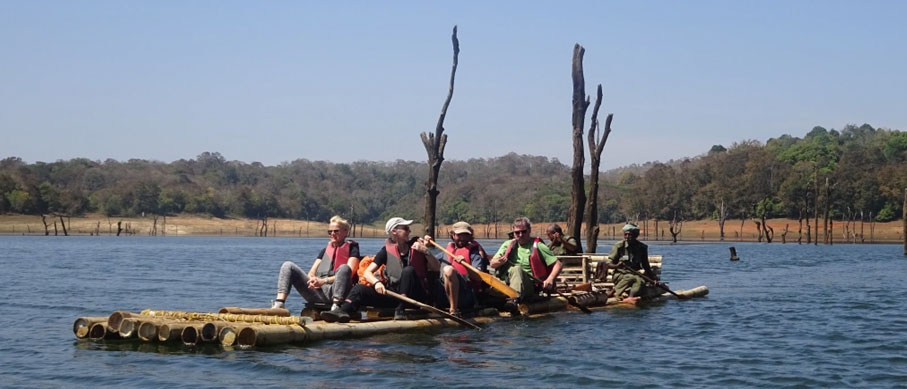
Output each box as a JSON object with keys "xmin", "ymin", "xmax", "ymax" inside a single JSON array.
[{"xmin": 2, "ymin": 1, "xmax": 905, "ymax": 170}]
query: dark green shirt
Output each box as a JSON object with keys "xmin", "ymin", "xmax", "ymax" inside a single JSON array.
[
  {"xmin": 549, "ymin": 235, "xmax": 578, "ymax": 256},
  {"xmin": 607, "ymin": 240, "xmax": 650, "ymax": 274}
]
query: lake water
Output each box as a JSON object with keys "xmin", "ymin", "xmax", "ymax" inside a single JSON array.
[{"xmin": 1, "ymin": 236, "xmax": 906, "ymax": 388}]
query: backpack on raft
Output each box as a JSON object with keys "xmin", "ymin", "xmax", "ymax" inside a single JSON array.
[{"xmin": 357, "ymin": 256, "xmax": 387, "ymax": 286}]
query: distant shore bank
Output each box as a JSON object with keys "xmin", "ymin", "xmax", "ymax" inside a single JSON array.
[{"xmin": 0, "ymin": 214, "xmax": 902, "ymax": 244}]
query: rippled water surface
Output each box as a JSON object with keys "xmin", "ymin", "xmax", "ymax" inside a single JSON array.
[{"xmin": 2, "ymin": 236, "xmax": 906, "ymax": 388}]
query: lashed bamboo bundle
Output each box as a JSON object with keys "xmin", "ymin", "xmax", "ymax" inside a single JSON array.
[
  {"xmin": 139, "ymin": 309, "xmax": 311, "ymax": 326},
  {"xmin": 235, "ymin": 316, "xmax": 500, "ymax": 347}
]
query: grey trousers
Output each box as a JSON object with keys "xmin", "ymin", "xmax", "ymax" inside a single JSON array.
[{"xmin": 276, "ymin": 261, "xmax": 354, "ymax": 306}]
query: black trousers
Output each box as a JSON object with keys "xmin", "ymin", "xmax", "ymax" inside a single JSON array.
[{"xmin": 341, "ymin": 267, "xmax": 435, "ymax": 313}]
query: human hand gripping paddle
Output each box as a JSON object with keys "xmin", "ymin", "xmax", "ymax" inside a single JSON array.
[
  {"xmin": 428, "ymin": 240, "xmax": 519, "ymax": 299},
  {"xmin": 618, "ymin": 262, "xmax": 689, "ymax": 300},
  {"xmin": 526, "ymin": 274, "xmax": 592, "ymax": 314},
  {"xmin": 383, "ymin": 290, "xmax": 481, "ymax": 330}
]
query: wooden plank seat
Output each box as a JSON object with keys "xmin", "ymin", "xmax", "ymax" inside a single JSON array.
[{"xmin": 556, "ymin": 254, "xmax": 662, "ymax": 289}]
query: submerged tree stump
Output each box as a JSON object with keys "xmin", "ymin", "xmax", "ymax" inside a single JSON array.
[{"xmin": 729, "ymin": 247, "xmax": 740, "ymax": 261}]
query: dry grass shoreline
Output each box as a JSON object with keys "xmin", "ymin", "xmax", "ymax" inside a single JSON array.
[{"xmin": 0, "ymin": 213, "xmax": 903, "ymax": 244}]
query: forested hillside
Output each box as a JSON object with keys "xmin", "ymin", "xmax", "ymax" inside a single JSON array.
[{"xmin": 1, "ymin": 124, "xmax": 905, "ymax": 225}]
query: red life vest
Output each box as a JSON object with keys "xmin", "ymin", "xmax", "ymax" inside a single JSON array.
[
  {"xmin": 316, "ymin": 240, "xmax": 358, "ymax": 282},
  {"xmin": 503, "ymin": 237, "xmax": 554, "ymax": 280},
  {"xmin": 446, "ymin": 241, "xmax": 484, "ymax": 290},
  {"xmin": 384, "ymin": 239, "xmax": 428, "ymax": 286}
]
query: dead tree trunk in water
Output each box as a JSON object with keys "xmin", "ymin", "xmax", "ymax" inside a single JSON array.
[
  {"xmin": 58, "ymin": 215, "xmax": 68, "ymax": 236},
  {"xmin": 903, "ymin": 188, "xmax": 906, "ymax": 256},
  {"xmin": 814, "ymin": 168, "xmax": 820, "ymax": 246},
  {"xmin": 41, "ymin": 215, "xmax": 49, "ymax": 236},
  {"xmin": 421, "ymin": 26, "xmax": 458, "ymax": 239},
  {"xmin": 567, "ymin": 44, "xmax": 588, "ymax": 250},
  {"xmin": 781, "ymin": 224, "xmax": 789, "ymax": 243},
  {"xmin": 117, "ymin": 221, "xmax": 123, "ymax": 236},
  {"xmin": 717, "ymin": 199, "xmax": 728, "ymax": 241},
  {"xmin": 584, "ymin": 84, "xmax": 610, "ymax": 254},
  {"xmin": 761, "ymin": 213, "xmax": 773, "ymax": 243},
  {"xmin": 668, "ymin": 211, "xmax": 683, "ymax": 243},
  {"xmin": 823, "ymin": 177, "xmax": 831, "ymax": 244}
]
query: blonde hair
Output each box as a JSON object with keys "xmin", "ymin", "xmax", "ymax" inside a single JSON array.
[{"xmin": 330, "ymin": 215, "xmax": 350, "ymax": 231}]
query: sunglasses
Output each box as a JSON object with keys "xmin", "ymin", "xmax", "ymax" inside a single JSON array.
[
  {"xmin": 328, "ymin": 229, "xmax": 342, "ymax": 234},
  {"xmin": 512, "ymin": 230, "xmax": 528, "ymax": 235}
]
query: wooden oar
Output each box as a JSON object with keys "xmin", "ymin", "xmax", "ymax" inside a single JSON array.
[
  {"xmin": 527, "ymin": 274, "xmax": 592, "ymax": 314},
  {"xmin": 384, "ymin": 290, "xmax": 481, "ymax": 330},
  {"xmin": 618, "ymin": 263, "xmax": 689, "ymax": 300},
  {"xmin": 429, "ymin": 240, "xmax": 519, "ymax": 299}
]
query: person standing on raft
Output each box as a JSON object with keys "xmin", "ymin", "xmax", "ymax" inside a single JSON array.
[
  {"xmin": 490, "ymin": 217, "xmax": 564, "ymax": 304},
  {"xmin": 594, "ymin": 222, "xmax": 658, "ymax": 304},
  {"xmin": 272, "ymin": 215, "xmax": 360, "ymax": 319},
  {"xmin": 324, "ymin": 217, "xmax": 442, "ymax": 322}
]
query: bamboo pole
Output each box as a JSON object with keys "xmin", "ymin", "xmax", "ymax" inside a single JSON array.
[
  {"xmin": 158, "ymin": 322, "xmax": 189, "ymax": 342},
  {"xmin": 136, "ymin": 318, "xmax": 179, "ymax": 342},
  {"xmin": 217, "ymin": 307, "xmax": 290, "ymax": 317},
  {"xmin": 117, "ymin": 318, "xmax": 141, "ymax": 339},
  {"xmin": 181, "ymin": 324, "xmax": 205, "ymax": 346},
  {"xmin": 73, "ymin": 316, "xmax": 107, "ymax": 339},
  {"xmin": 88, "ymin": 323, "xmax": 121, "ymax": 340},
  {"xmin": 107, "ymin": 311, "xmax": 140, "ymax": 333},
  {"xmin": 201, "ymin": 321, "xmax": 229, "ymax": 342}
]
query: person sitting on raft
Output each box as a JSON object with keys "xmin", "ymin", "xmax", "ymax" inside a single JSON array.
[
  {"xmin": 425, "ymin": 221, "xmax": 487, "ymax": 316},
  {"xmin": 490, "ymin": 217, "xmax": 564, "ymax": 304},
  {"xmin": 546, "ymin": 223, "xmax": 580, "ymax": 256},
  {"xmin": 594, "ymin": 222, "xmax": 658, "ymax": 304},
  {"xmin": 323, "ymin": 217, "xmax": 442, "ymax": 322},
  {"xmin": 272, "ymin": 215, "xmax": 360, "ymax": 320}
]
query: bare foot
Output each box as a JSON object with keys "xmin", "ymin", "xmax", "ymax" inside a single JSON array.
[{"xmin": 621, "ymin": 296, "xmax": 641, "ymax": 305}]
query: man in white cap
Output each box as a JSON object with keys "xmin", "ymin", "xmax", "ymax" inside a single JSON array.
[
  {"xmin": 594, "ymin": 222, "xmax": 658, "ymax": 303},
  {"xmin": 324, "ymin": 217, "xmax": 442, "ymax": 321}
]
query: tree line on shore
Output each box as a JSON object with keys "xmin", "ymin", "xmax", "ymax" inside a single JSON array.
[{"xmin": 0, "ymin": 123, "xmax": 905, "ymax": 231}]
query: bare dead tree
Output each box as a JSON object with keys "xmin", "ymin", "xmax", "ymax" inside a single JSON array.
[
  {"xmin": 668, "ymin": 210, "xmax": 684, "ymax": 243},
  {"xmin": 151, "ymin": 215, "xmax": 158, "ymax": 236},
  {"xmin": 781, "ymin": 224, "xmax": 789, "ymax": 243},
  {"xmin": 41, "ymin": 215, "xmax": 49, "ymax": 236},
  {"xmin": 567, "ymin": 43, "xmax": 588, "ymax": 248},
  {"xmin": 58, "ymin": 215, "xmax": 68, "ymax": 236},
  {"xmin": 753, "ymin": 216, "xmax": 763, "ymax": 242},
  {"xmin": 584, "ymin": 84, "xmax": 611, "ymax": 254},
  {"xmin": 903, "ymin": 188, "xmax": 906, "ymax": 256},
  {"xmin": 814, "ymin": 167, "xmax": 819, "ymax": 246},
  {"xmin": 117, "ymin": 221, "xmax": 123, "ymax": 236},
  {"xmin": 717, "ymin": 199, "xmax": 728, "ymax": 241},
  {"xmin": 421, "ymin": 26, "xmax": 459, "ymax": 239},
  {"xmin": 797, "ymin": 207, "xmax": 804, "ymax": 244}
]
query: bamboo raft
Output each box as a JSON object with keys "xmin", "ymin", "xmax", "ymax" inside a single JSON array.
[{"xmin": 72, "ymin": 255, "xmax": 708, "ymax": 348}]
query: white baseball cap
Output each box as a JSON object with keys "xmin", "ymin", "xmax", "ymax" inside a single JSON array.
[{"xmin": 385, "ymin": 217, "xmax": 414, "ymax": 235}]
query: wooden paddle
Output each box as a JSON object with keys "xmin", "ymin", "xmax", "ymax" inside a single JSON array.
[
  {"xmin": 618, "ymin": 262, "xmax": 689, "ymax": 300},
  {"xmin": 527, "ymin": 274, "xmax": 592, "ymax": 314},
  {"xmin": 429, "ymin": 240, "xmax": 519, "ymax": 299},
  {"xmin": 384, "ymin": 290, "xmax": 481, "ymax": 330}
]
